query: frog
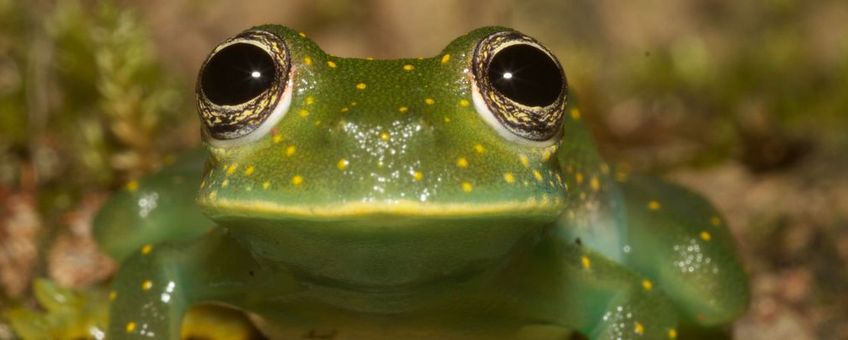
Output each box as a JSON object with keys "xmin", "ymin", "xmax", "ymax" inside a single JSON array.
[{"xmin": 89, "ymin": 24, "xmax": 749, "ymax": 339}]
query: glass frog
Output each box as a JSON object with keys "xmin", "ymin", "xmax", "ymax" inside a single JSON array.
[{"xmin": 91, "ymin": 25, "xmax": 749, "ymax": 339}]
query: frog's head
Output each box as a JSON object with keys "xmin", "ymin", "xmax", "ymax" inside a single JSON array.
[{"xmin": 195, "ymin": 25, "xmax": 571, "ymax": 289}]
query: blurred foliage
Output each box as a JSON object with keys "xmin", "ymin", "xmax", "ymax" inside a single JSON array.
[
  {"xmin": 0, "ymin": 0, "xmax": 188, "ymax": 329},
  {"xmin": 0, "ymin": 0, "xmax": 188, "ymax": 200},
  {"xmin": 514, "ymin": 0, "xmax": 848, "ymax": 172}
]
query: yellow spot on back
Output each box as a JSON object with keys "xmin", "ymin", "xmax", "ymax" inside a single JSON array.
[
  {"xmin": 590, "ymin": 176, "xmax": 601, "ymax": 191},
  {"xmin": 575, "ymin": 172, "xmax": 584, "ymax": 185},
  {"xmin": 327, "ymin": 60, "xmax": 337, "ymax": 68},
  {"xmin": 519, "ymin": 154, "xmax": 530, "ymax": 167},
  {"xmin": 125, "ymin": 180, "xmax": 139, "ymax": 192},
  {"xmin": 298, "ymin": 109, "xmax": 310, "ymax": 117},
  {"xmin": 226, "ymin": 164, "xmax": 238, "ymax": 176},
  {"xmin": 304, "ymin": 56, "xmax": 313, "ymax": 65},
  {"xmin": 456, "ymin": 157, "xmax": 469, "ymax": 168},
  {"xmin": 262, "ymin": 181, "xmax": 271, "ymax": 190},
  {"xmin": 711, "ymin": 216, "xmax": 722, "ymax": 226},
  {"xmin": 634, "ymin": 321, "xmax": 644, "ymax": 335},
  {"xmin": 380, "ymin": 132, "xmax": 390, "ymax": 141},
  {"xmin": 424, "ymin": 98, "xmax": 435, "ymax": 105},
  {"xmin": 541, "ymin": 148, "xmax": 553, "ymax": 161},
  {"xmin": 648, "ymin": 200, "xmax": 661, "ymax": 211},
  {"xmin": 570, "ymin": 108, "xmax": 581, "ymax": 120},
  {"xmin": 141, "ymin": 280, "xmax": 153, "ymax": 291},
  {"xmin": 700, "ymin": 231, "xmax": 712, "ymax": 241},
  {"xmin": 461, "ymin": 182, "xmax": 473, "ymax": 192},
  {"xmin": 459, "ymin": 99, "xmax": 470, "ymax": 107},
  {"xmin": 533, "ymin": 170, "xmax": 544, "ymax": 181},
  {"xmin": 503, "ymin": 172, "xmax": 516, "ymax": 184},
  {"xmin": 221, "ymin": 179, "xmax": 229, "ymax": 188},
  {"xmin": 337, "ymin": 159, "xmax": 349, "ymax": 170},
  {"xmin": 340, "ymin": 107, "xmax": 349, "ymax": 112},
  {"xmin": 642, "ymin": 279, "xmax": 653, "ymax": 291},
  {"xmin": 285, "ymin": 145, "xmax": 297, "ymax": 157},
  {"xmin": 291, "ymin": 175, "xmax": 303, "ymax": 186},
  {"xmin": 298, "ymin": 32, "xmax": 307, "ymax": 37},
  {"xmin": 208, "ymin": 191, "xmax": 217, "ymax": 200},
  {"xmin": 109, "ymin": 290, "xmax": 117, "ymax": 301},
  {"xmin": 473, "ymin": 144, "xmax": 485, "ymax": 154},
  {"xmin": 305, "ymin": 96, "xmax": 315, "ymax": 105},
  {"xmin": 398, "ymin": 106, "xmax": 409, "ymax": 113},
  {"xmin": 356, "ymin": 82, "xmax": 367, "ymax": 90},
  {"xmin": 403, "ymin": 64, "xmax": 415, "ymax": 71},
  {"xmin": 413, "ymin": 171, "xmax": 423, "ymax": 181},
  {"xmin": 244, "ymin": 165, "xmax": 255, "ymax": 176},
  {"xmin": 126, "ymin": 322, "xmax": 137, "ymax": 333},
  {"xmin": 668, "ymin": 328, "xmax": 678, "ymax": 339},
  {"xmin": 273, "ymin": 134, "xmax": 283, "ymax": 144},
  {"xmin": 441, "ymin": 54, "xmax": 451, "ymax": 63},
  {"xmin": 141, "ymin": 244, "xmax": 153, "ymax": 255},
  {"xmin": 581, "ymin": 255, "xmax": 591, "ymax": 269}
]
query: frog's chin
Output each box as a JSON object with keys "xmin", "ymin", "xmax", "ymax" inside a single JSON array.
[{"xmin": 203, "ymin": 200, "xmax": 559, "ymax": 291}]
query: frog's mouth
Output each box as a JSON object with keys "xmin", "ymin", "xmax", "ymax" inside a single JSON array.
[{"xmin": 199, "ymin": 195, "xmax": 564, "ymax": 221}]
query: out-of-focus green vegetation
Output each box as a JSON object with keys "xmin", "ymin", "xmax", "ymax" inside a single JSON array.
[
  {"xmin": 0, "ymin": 0, "xmax": 188, "ymax": 200},
  {"xmin": 515, "ymin": 0, "xmax": 848, "ymax": 172},
  {"xmin": 0, "ymin": 0, "xmax": 846, "ymax": 339},
  {"xmin": 0, "ymin": 2, "xmax": 189, "ymax": 336}
]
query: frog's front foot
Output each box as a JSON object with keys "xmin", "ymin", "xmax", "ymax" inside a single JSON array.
[
  {"xmin": 504, "ymin": 237, "xmax": 679, "ymax": 340},
  {"xmin": 107, "ymin": 228, "xmax": 300, "ymax": 339}
]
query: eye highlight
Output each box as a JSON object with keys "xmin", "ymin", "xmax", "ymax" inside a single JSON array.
[
  {"xmin": 471, "ymin": 31, "xmax": 567, "ymax": 144},
  {"xmin": 197, "ymin": 30, "xmax": 292, "ymax": 144}
]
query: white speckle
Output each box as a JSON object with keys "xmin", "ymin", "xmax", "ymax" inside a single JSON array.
[
  {"xmin": 89, "ymin": 327, "xmax": 105, "ymax": 340},
  {"xmin": 672, "ymin": 238, "xmax": 718, "ymax": 275},
  {"xmin": 160, "ymin": 281, "xmax": 176, "ymax": 304},
  {"xmin": 251, "ymin": 71, "xmax": 261, "ymax": 78},
  {"xmin": 340, "ymin": 119, "xmax": 432, "ymax": 199},
  {"xmin": 137, "ymin": 192, "xmax": 159, "ymax": 218},
  {"xmin": 598, "ymin": 304, "xmax": 634, "ymax": 340},
  {"xmin": 138, "ymin": 323, "xmax": 156, "ymax": 338}
]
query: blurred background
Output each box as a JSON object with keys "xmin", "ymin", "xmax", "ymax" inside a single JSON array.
[{"xmin": 0, "ymin": 0, "xmax": 846, "ymax": 338}]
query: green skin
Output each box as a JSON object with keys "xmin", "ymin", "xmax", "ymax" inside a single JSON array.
[{"xmin": 93, "ymin": 25, "xmax": 749, "ymax": 339}]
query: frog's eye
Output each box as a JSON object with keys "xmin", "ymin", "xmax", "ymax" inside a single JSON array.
[
  {"xmin": 470, "ymin": 31, "xmax": 567, "ymax": 145},
  {"xmin": 197, "ymin": 30, "xmax": 292, "ymax": 145}
]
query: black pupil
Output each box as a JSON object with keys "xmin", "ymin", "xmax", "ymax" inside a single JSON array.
[
  {"xmin": 201, "ymin": 43, "xmax": 276, "ymax": 106},
  {"xmin": 487, "ymin": 44, "xmax": 563, "ymax": 107}
]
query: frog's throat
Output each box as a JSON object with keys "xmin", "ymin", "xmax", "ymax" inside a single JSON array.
[{"xmin": 199, "ymin": 196, "xmax": 564, "ymax": 219}]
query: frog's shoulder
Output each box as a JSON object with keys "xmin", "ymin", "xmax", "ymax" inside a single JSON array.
[
  {"xmin": 618, "ymin": 174, "xmax": 750, "ymax": 326},
  {"xmin": 93, "ymin": 148, "xmax": 213, "ymax": 262}
]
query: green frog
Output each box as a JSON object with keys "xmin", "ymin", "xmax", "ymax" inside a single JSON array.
[{"xmin": 88, "ymin": 25, "xmax": 748, "ymax": 339}]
